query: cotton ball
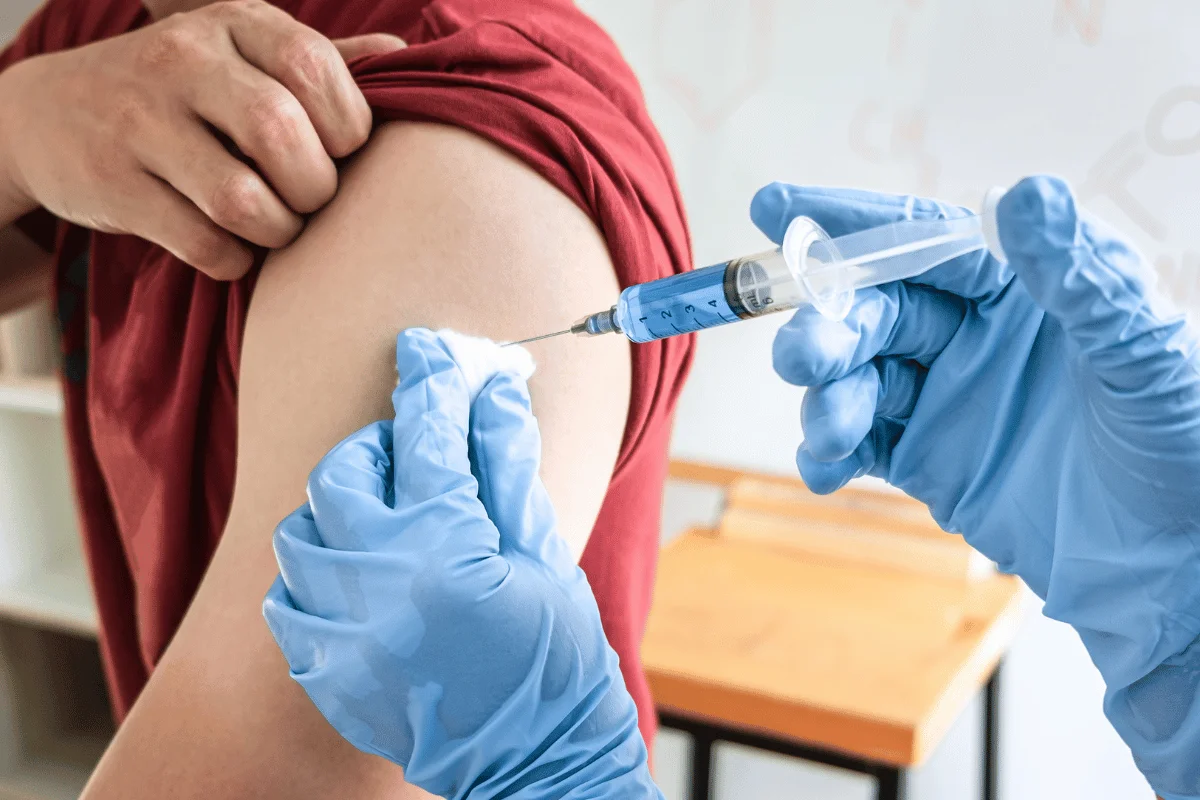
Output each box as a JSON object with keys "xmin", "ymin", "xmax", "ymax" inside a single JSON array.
[{"xmin": 434, "ymin": 329, "xmax": 536, "ymax": 402}]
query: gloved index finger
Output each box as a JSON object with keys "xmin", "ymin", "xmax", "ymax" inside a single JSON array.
[
  {"xmin": 391, "ymin": 328, "xmax": 480, "ymax": 509},
  {"xmin": 391, "ymin": 328, "xmax": 536, "ymax": 511},
  {"xmin": 749, "ymin": 183, "xmax": 1013, "ymax": 302},
  {"xmin": 469, "ymin": 368, "xmax": 574, "ymax": 573}
]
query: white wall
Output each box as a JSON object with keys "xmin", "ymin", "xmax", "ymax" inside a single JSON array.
[
  {"xmin": 572, "ymin": 1, "xmax": 1199, "ymax": 797},
  {"xmin": 0, "ymin": 0, "xmax": 39, "ymax": 48}
]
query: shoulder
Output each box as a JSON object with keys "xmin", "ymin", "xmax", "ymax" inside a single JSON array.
[
  {"xmin": 238, "ymin": 119, "xmax": 631, "ymax": 556},
  {"xmin": 248, "ymin": 120, "xmax": 624, "ymax": 347}
]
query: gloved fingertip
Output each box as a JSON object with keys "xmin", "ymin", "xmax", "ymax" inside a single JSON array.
[
  {"xmin": 396, "ymin": 326, "xmax": 440, "ymax": 359},
  {"xmin": 996, "ymin": 175, "xmax": 1079, "ymax": 262},
  {"xmin": 475, "ymin": 368, "xmax": 533, "ymax": 415},
  {"xmin": 750, "ymin": 182, "xmax": 798, "ymax": 244},
  {"xmin": 391, "ymin": 330, "xmax": 474, "ymax": 442},
  {"xmin": 797, "ymin": 443, "xmax": 862, "ymax": 494},
  {"xmin": 772, "ymin": 307, "xmax": 853, "ymax": 386},
  {"xmin": 802, "ymin": 415, "xmax": 869, "ymax": 462},
  {"xmin": 397, "ymin": 329, "xmax": 534, "ymax": 416},
  {"xmin": 799, "ymin": 365, "xmax": 879, "ymax": 461},
  {"xmin": 996, "ymin": 175, "xmax": 1164, "ymax": 352},
  {"xmin": 394, "ymin": 328, "xmax": 453, "ymax": 395}
]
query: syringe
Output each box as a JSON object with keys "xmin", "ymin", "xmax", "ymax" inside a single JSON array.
[{"xmin": 511, "ymin": 189, "xmax": 1009, "ymax": 346}]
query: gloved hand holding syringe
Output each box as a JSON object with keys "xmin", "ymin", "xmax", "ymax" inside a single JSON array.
[{"xmin": 511, "ymin": 188, "xmax": 1010, "ymax": 345}]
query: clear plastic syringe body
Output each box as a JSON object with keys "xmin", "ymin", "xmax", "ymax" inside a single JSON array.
[{"xmin": 577, "ymin": 194, "xmax": 1006, "ymax": 344}]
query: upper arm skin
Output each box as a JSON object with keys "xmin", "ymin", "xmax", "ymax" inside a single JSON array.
[{"xmin": 80, "ymin": 122, "xmax": 632, "ymax": 799}]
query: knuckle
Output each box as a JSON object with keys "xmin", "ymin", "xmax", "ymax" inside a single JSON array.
[
  {"xmin": 136, "ymin": 22, "xmax": 201, "ymax": 70},
  {"xmin": 281, "ymin": 33, "xmax": 339, "ymax": 91},
  {"xmin": 206, "ymin": 0, "xmax": 257, "ymax": 23},
  {"xmin": 246, "ymin": 92, "xmax": 306, "ymax": 157},
  {"xmin": 208, "ymin": 171, "xmax": 263, "ymax": 230}
]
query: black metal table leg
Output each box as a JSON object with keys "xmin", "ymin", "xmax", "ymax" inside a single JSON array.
[
  {"xmin": 983, "ymin": 661, "xmax": 1002, "ymax": 800},
  {"xmin": 876, "ymin": 766, "xmax": 906, "ymax": 800},
  {"xmin": 688, "ymin": 724, "xmax": 716, "ymax": 800},
  {"xmin": 659, "ymin": 661, "xmax": 1001, "ymax": 800},
  {"xmin": 659, "ymin": 710, "xmax": 911, "ymax": 800}
]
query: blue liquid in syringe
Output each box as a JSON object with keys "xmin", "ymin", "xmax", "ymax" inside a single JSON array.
[
  {"xmin": 613, "ymin": 263, "xmax": 740, "ymax": 343},
  {"xmin": 609, "ymin": 256, "xmax": 777, "ymax": 345}
]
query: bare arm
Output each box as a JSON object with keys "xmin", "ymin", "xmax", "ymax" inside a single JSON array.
[{"xmin": 80, "ymin": 121, "xmax": 632, "ymax": 799}]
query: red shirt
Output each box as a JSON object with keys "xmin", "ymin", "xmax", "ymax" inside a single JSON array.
[{"xmin": 0, "ymin": 0, "xmax": 693, "ymax": 750}]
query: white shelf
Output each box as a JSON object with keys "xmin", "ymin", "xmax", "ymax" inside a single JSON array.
[
  {"xmin": 0, "ymin": 561, "xmax": 96, "ymax": 639},
  {"xmin": 0, "ymin": 378, "xmax": 61, "ymax": 416},
  {"xmin": 0, "ymin": 756, "xmax": 91, "ymax": 800}
]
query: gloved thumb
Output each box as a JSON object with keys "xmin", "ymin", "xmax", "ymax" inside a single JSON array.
[
  {"xmin": 996, "ymin": 175, "xmax": 1184, "ymax": 389},
  {"xmin": 469, "ymin": 369, "xmax": 575, "ymax": 575}
]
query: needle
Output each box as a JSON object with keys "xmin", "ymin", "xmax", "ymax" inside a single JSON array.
[{"xmin": 504, "ymin": 328, "xmax": 573, "ymax": 347}]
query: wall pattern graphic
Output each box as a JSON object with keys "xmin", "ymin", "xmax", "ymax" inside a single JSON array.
[{"xmin": 616, "ymin": 0, "xmax": 1199, "ymax": 321}]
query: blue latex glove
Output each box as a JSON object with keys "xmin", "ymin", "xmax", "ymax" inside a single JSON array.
[
  {"xmin": 753, "ymin": 176, "xmax": 1200, "ymax": 799},
  {"xmin": 263, "ymin": 329, "xmax": 661, "ymax": 800}
]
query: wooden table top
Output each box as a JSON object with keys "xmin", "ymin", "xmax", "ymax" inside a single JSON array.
[{"xmin": 643, "ymin": 526, "xmax": 1023, "ymax": 766}]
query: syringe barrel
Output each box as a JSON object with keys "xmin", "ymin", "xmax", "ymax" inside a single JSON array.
[
  {"xmin": 607, "ymin": 200, "xmax": 1003, "ymax": 344},
  {"xmin": 612, "ymin": 249, "xmax": 811, "ymax": 343}
]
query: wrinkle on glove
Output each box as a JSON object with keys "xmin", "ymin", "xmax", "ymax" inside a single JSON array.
[
  {"xmin": 265, "ymin": 329, "xmax": 661, "ymax": 800},
  {"xmin": 754, "ymin": 176, "xmax": 1200, "ymax": 799}
]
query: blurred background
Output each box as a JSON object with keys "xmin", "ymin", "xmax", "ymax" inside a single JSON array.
[{"xmin": 0, "ymin": 1, "xmax": 1197, "ymax": 798}]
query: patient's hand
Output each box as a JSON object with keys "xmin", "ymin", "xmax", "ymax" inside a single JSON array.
[{"xmin": 0, "ymin": 0, "xmax": 404, "ymax": 275}]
